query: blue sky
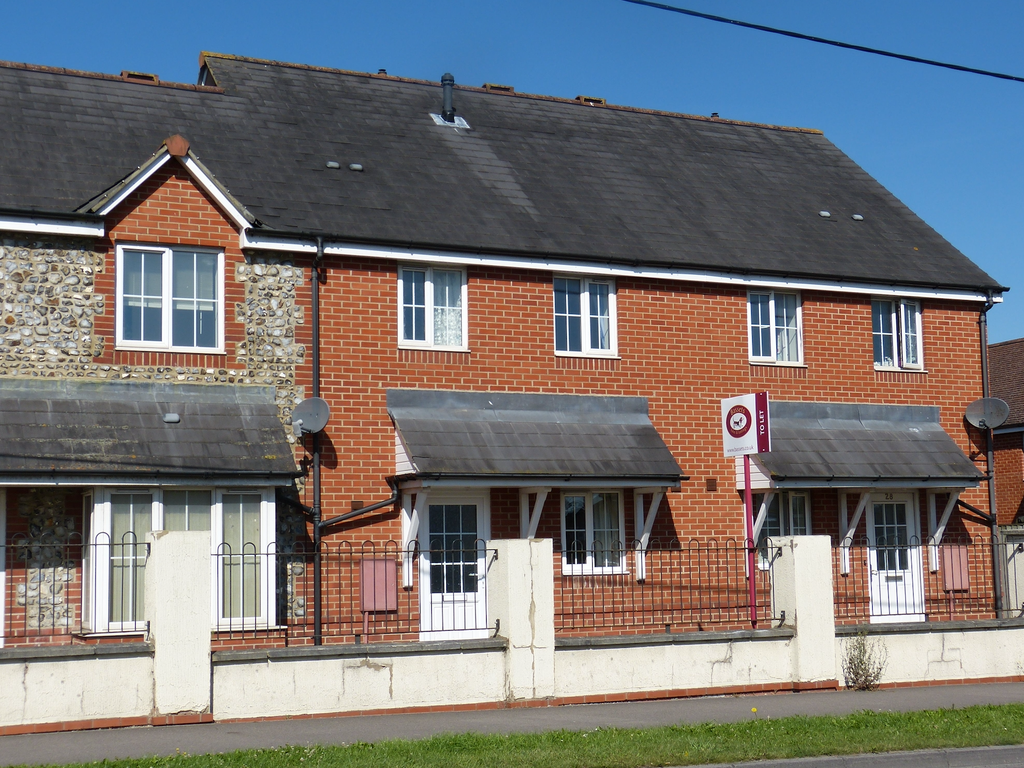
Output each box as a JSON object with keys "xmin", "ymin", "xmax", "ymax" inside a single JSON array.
[{"xmin": 6, "ymin": 0, "xmax": 1022, "ymax": 340}]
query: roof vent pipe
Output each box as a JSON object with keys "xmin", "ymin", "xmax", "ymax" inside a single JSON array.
[{"xmin": 441, "ymin": 73, "xmax": 456, "ymax": 123}]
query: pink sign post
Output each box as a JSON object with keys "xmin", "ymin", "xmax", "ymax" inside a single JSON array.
[{"xmin": 721, "ymin": 392, "xmax": 770, "ymax": 628}]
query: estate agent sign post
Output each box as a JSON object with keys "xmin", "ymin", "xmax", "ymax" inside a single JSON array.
[{"xmin": 721, "ymin": 392, "xmax": 770, "ymax": 627}]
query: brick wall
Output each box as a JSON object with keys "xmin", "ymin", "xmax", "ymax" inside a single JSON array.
[{"xmin": 994, "ymin": 432, "xmax": 1024, "ymax": 525}]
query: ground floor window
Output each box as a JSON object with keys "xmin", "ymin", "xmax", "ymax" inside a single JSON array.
[
  {"xmin": 561, "ymin": 490, "xmax": 625, "ymax": 574},
  {"xmin": 86, "ymin": 487, "xmax": 275, "ymax": 632}
]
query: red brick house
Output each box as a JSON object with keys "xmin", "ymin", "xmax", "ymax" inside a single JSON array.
[
  {"xmin": 990, "ymin": 338, "xmax": 1024, "ymax": 526},
  {"xmin": 0, "ymin": 51, "xmax": 1009, "ymax": 653}
]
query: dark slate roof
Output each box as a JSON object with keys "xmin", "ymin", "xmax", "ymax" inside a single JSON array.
[
  {"xmin": 0, "ymin": 54, "xmax": 1004, "ymax": 293},
  {"xmin": 387, "ymin": 389, "xmax": 684, "ymax": 484},
  {"xmin": 759, "ymin": 401, "xmax": 983, "ymax": 488},
  {"xmin": 989, "ymin": 338, "xmax": 1024, "ymax": 428},
  {"xmin": 0, "ymin": 379, "xmax": 297, "ymax": 484}
]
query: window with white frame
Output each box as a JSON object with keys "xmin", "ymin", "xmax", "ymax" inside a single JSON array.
[
  {"xmin": 398, "ymin": 265, "xmax": 467, "ymax": 349},
  {"xmin": 553, "ymin": 276, "xmax": 616, "ymax": 356},
  {"xmin": 754, "ymin": 492, "xmax": 811, "ymax": 549},
  {"xmin": 86, "ymin": 487, "xmax": 275, "ymax": 632},
  {"xmin": 872, "ymin": 299, "xmax": 922, "ymax": 370},
  {"xmin": 115, "ymin": 245, "xmax": 224, "ymax": 352},
  {"xmin": 561, "ymin": 491, "xmax": 625, "ymax": 574},
  {"xmin": 748, "ymin": 290, "xmax": 802, "ymax": 363}
]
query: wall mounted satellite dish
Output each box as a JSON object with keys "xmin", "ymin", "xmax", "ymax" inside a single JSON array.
[
  {"xmin": 965, "ymin": 397, "xmax": 1009, "ymax": 430},
  {"xmin": 292, "ymin": 397, "xmax": 330, "ymax": 437}
]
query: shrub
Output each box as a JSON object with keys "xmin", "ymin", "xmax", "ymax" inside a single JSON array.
[{"xmin": 842, "ymin": 632, "xmax": 888, "ymax": 690}]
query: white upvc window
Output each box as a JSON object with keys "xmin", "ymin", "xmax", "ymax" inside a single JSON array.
[
  {"xmin": 553, "ymin": 276, "xmax": 617, "ymax": 356},
  {"xmin": 115, "ymin": 245, "xmax": 224, "ymax": 353},
  {"xmin": 211, "ymin": 489, "xmax": 276, "ymax": 629},
  {"xmin": 561, "ymin": 490, "xmax": 626, "ymax": 575},
  {"xmin": 86, "ymin": 487, "xmax": 275, "ymax": 633},
  {"xmin": 748, "ymin": 290, "xmax": 802, "ymax": 364},
  {"xmin": 754, "ymin": 491, "xmax": 811, "ymax": 567},
  {"xmin": 398, "ymin": 265, "xmax": 468, "ymax": 350},
  {"xmin": 872, "ymin": 298, "xmax": 923, "ymax": 370}
]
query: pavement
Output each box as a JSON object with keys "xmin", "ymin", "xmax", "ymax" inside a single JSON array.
[{"xmin": 1, "ymin": 682, "xmax": 1024, "ymax": 767}]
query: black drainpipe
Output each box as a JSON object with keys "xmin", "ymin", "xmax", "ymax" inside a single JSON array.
[
  {"xmin": 979, "ymin": 293, "xmax": 1004, "ymax": 617},
  {"xmin": 312, "ymin": 236, "xmax": 325, "ymax": 645}
]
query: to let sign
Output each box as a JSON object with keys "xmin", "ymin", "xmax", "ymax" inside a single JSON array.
[{"xmin": 721, "ymin": 392, "xmax": 771, "ymax": 457}]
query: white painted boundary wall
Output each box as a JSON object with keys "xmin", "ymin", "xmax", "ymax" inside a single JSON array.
[{"xmin": 6, "ymin": 534, "xmax": 1024, "ymax": 732}]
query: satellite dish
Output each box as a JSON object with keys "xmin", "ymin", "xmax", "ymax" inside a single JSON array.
[
  {"xmin": 965, "ymin": 397, "xmax": 1009, "ymax": 430},
  {"xmin": 292, "ymin": 397, "xmax": 330, "ymax": 437}
]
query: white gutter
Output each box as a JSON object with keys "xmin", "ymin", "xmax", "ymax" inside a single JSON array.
[
  {"xmin": 240, "ymin": 231, "xmax": 1001, "ymax": 303},
  {"xmin": 0, "ymin": 215, "xmax": 104, "ymax": 238}
]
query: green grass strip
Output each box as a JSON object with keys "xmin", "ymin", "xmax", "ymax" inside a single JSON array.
[{"xmin": 16, "ymin": 704, "xmax": 1024, "ymax": 768}]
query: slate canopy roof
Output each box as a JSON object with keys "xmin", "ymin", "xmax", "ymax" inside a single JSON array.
[
  {"xmin": 0, "ymin": 380, "xmax": 298, "ymax": 485},
  {"xmin": 758, "ymin": 402, "xmax": 984, "ymax": 489},
  {"xmin": 0, "ymin": 52, "xmax": 1004, "ymax": 294},
  {"xmin": 387, "ymin": 389, "xmax": 685, "ymax": 486}
]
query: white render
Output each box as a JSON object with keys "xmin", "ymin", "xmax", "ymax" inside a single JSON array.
[
  {"xmin": 773, "ymin": 535, "xmax": 838, "ymax": 683},
  {"xmin": 489, "ymin": 538, "xmax": 556, "ymax": 701},
  {"xmin": 212, "ymin": 647, "xmax": 506, "ymax": 719},
  {"xmin": 145, "ymin": 530, "xmax": 212, "ymax": 715},
  {"xmin": 0, "ymin": 652, "xmax": 153, "ymax": 728}
]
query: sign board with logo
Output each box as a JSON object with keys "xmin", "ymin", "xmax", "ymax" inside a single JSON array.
[{"xmin": 721, "ymin": 392, "xmax": 770, "ymax": 457}]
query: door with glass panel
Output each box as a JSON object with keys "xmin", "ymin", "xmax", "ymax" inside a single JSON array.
[
  {"xmin": 108, "ymin": 493, "xmax": 152, "ymax": 629},
  {"xmin": 867, "ymin": 493, "xmax": 924, "ymax": 622},
  {"xmin": 418, "ymin": 494, "xmax": 488, "ymax": 640}
]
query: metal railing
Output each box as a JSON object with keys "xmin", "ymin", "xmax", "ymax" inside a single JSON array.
[
  {"xmin": 554, "ymin": 538, "xmax": 779, "ymax": 637},
  {"xmin": 3, "ymin": 533, "xmax": 149, "ymax": 643},
  {"xmin": 832, "ymin": 537, "xmax": 1022, "ymax": 623},
  {"xmin": 212, "ymin": 540, "xmax": 498, "ymax": 646}
]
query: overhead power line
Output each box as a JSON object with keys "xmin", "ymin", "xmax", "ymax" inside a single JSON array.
[{"xmin": 622, "ymin": 0, "xmax": 1024, "ymax": 84}]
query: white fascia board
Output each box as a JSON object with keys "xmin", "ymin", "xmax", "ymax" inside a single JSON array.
[
  {"xmin": 96, "ymin": 153, "xmax": 173, "ymax": 216},
  {"xmin": 180, "ymin": 156, "xmax": 252, "ymax": 231},
  {"xmin": 240, "ymin": 234, "xmax": 1001, "ymax": 303},
  {"xmin": 0, "ymin": 215, "xmax": 104, "ymax": 238}
]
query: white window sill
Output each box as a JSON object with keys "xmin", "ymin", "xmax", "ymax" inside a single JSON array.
[
  {"xmin": 748, "ymin": 360, "xmax": 807, "ymax": 368},
  {"xmin": 874, "ymin": 365, "xmax": 927, "ymax": 374},
  {"xmin": 79, "ymin": 627, "xmax": 149, "ymax": 637},
  {"xmin": 554, "ymin": 351, "xmax": 620, "ymax": 360},
  {"xmin": 398, "ymin": 343, "xmax": 470, "ymax": 353},
  {"xmin": 561, "ymin": 565, "xmax": 630, "ymax": 577},
  {"xmin": 115, "ymin": 344, "xmax": 226, "ymax": 355}
]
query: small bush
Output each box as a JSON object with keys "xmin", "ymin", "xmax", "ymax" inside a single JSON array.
[{"xmin": 842, "ymin": 632, "xmax": 888, "ymax": 690}]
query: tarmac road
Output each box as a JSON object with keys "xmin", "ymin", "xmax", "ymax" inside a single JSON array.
[{"xmin": 1, "ymin": 682, "xmax": 1023, "ymax": 767}]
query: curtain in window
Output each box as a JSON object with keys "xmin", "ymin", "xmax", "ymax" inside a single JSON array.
[
  {"xmin": 774, "ymin": 293, "xmax": 799, "ymax": 362},
  {"xmin": 110, "ymin": 493, "xmax": 152, "ymax": 623},
  {"xmin": 592, "ymin": 493, "xmax": 620, "ymax": 567},
  {"xmin": 901, "ymin": 301, "xmax": 920, "ymax": 366},
  {"xmin": 221, "ymin": 494, "xmax": 262, "ymax": 619},
  {"xmin": 432, "ymin": 270, "xmax": 463, "ymax": 347},
  {"xmin": 163, "ymin": 490, "xmax": 212, "ymax": 531},
  {"xmin": 589, "ymin": 282, "xmax": 611, "ymax": 350}
]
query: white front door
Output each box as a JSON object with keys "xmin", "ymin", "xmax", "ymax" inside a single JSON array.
[
  {"xmin": 418, "ymin": 492, "xmax": 489, "ymax": 640},
  {"xmin": 867, "ymin": 492, "xmax": 924, "ymax": 622}
]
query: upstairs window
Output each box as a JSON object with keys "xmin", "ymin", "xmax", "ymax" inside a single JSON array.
[
  {"xmin": 116, "ymin": 245, "xmax": 223, "ymax": 352},
  {"xmin": 398, "ymin": 266, "xmax": 467, "ymax": 349},
  {"xmin": 872, "ymin": 299, "xmax": 922, "ymax": 370},
  {"xmin": 553, "ymin": 277, "xmax": 616, "ymax": 356},
  {"xmin": 748, "ymin": 291, "xmax": 801, "ymax": 363}
]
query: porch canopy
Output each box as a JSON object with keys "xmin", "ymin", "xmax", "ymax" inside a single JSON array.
[
  {"xmin": 387, "ymin": 389, "xmax": 685, "ymax": 488},
  {"xmin": 753, "ymin": 401, "xmax": 983, "ymax": 490},
  {"xmin": 0, "ymin": 379, "xmax": 298, "ymax": 486}
]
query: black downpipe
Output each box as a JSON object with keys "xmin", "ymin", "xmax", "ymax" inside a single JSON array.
[
  {"xmin": 312, "ymin": 237, "xmax": 324, "ymax": 645},
  {"xmin": 979, "ymin": 294, "xmax": 1004, "ymax": 617}
]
